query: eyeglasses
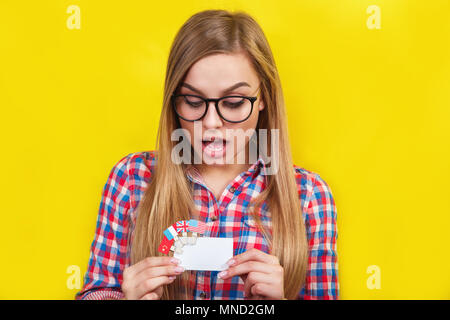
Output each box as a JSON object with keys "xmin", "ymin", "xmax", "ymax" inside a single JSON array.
[{"xmin": 171, "ymin": 87, "xmax": 260, "ymax": 123}]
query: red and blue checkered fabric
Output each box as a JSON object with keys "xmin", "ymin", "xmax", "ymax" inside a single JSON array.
[{"xmin": 75, "ymin": 150, "xmax": 338, "ymax": 300}]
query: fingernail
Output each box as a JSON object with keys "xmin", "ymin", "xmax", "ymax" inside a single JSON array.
[
  {"xmin": 175, "ymin": 266, "xmax": 184, "ymax": 273},
  {"xmin": 218, "ymin": 270, "xmax": 228, "ymax": 278},
  {"xmin": 227, "ymin": 259, "xmax": 235, "ymax": 266},
  {"xmin": 168, "ymin": 276, "xmax": 176, "ymax": 280},
  {"xmin": 170, "ymin": 258, "xmax": 180, "ymax": 265}
]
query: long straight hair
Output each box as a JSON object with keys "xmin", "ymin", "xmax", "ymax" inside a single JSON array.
[{"xmin": 130, "ymin": 9, "xmax": 308, "ymax": 299}]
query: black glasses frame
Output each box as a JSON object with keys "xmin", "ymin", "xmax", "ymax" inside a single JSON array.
[{"xmin": 171, "ymin": 92, "xmax": 258, "ymax": 123}]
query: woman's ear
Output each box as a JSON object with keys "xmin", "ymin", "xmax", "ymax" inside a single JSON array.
[{"xmin": 258, "ymin": 101, "xmax": 265, "ymax": 111}]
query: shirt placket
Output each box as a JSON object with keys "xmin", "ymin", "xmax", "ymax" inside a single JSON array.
[
  {"xmin": 184, "ymin": 160, "xmax": 266, "ymax": 299},
  {"xmin": 185, "ymin": 169, "xmax": 213, "ymax": 299}
]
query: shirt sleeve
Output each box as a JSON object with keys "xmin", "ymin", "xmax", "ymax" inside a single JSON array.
[
  {"xmin": 298, "ymin": 172, "xmax": 339, "ymax": 300},
  {"xmin": 75, "ymin": 154, "xmax": 132, "ymax": 300}
]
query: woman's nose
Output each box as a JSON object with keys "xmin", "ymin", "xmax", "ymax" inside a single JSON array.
[{"xmin": 202, "ymin": 101, "xmax": 223, "ymax": 129}]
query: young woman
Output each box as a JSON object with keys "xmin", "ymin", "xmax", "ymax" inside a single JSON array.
[{"xmin": 76, "ymin": 9, "xmax": 338, "ymax": 300}]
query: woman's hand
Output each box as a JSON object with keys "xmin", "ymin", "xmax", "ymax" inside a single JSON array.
[
  {"xmin": 121, "ymin": 256, "xmax": 184, "ymax": 300},
  {"xmin": 217, "ymin": 248, "xmax": 285, "ymax": 299}
]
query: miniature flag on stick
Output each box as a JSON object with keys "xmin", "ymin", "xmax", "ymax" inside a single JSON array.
[
  {"xmin": 187, "ymin": 219, "xmax": 207, "ymax": 245},
  {"xmin": 175, "ymin": 220, "xmax": 190, "ymax": 233},
  {"xmin": 172, "ymin": 221, "xmax": 188, "ymax": 245},
  {"xmin": 158, "ymin": 236, "xmax": 174, "ymax": 255},
  {"xmin": 187, "ymin": 219, "xmax": 206, "ymax": 234},
  {"xmin": 163, "ymin": 226, "xmax": 179, "ymax": 241},
  {"xmin": 161, "ymin": 219, "xmax": 207, "ymax": 250}
]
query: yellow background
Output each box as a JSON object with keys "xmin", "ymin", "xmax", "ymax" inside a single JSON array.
[{"xmin": 1, "ymin": 0, "xmax": 449, "ymax": 299}]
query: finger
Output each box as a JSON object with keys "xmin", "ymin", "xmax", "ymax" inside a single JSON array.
[
  {"xmin": 219, "ymin": 261, "xmax": 278, "ymax": 279},
  {"xmin": 135, "ymin": 275, "xmax": 175, "ymax": 299},
  {"xmin": 134, "ymin": 264, "xmax": 184, "ymax": 284},
  {"xmin": 138, "ymin": 285, "xmax": 165, "ymax": 300},
  {"xmin": 154, "ymin": 286, "xmax": 164, "ymax": 299},
  {"xmin": 250, "ymin": 283, "xmax": 283, "ymax": 299},
  {"xmin": 243, "ymin": 272, "xmax": 273, "ymax": 299},
  {"xmin": 140, "ymin": 292, "xmax": 159, "ymax": 300},
  {"xmin": 227, "ymin": 248, "xmax": 279, "ymax": 267},
  {"xmin": 125, "ymin": 256, "xmax": 180, "ymax": 279},
  {"xmin": 248, "ymin": 292, "xmax": 264, "ymax": 300}
]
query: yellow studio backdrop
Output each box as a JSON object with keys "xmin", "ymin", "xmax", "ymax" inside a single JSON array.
[{"xmin": 0, "ymin": 0, "xmax": 449, "ymax": 299}]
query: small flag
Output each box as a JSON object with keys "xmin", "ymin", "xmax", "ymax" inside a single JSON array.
[
  {"xmin": 187, "ymin": 219, "xmax": 198, "ymax": 227},
  {"xmin": 158, "ymin": 236, "xmax": 174, "ymax": 255},
  {"xmin": 171, "ymin": 221, "xmax": 187, "ymax": 244},
  {"xmin": 163, "ymin": 226, "xmax": 179, "ymax": 241},
  {"xmin": 175, "ymin": 220, "xmax": 190, "ymax": 233},
  {"xmin": 187, "ymin": 219, "xmax": 206, "ymax": 234}
]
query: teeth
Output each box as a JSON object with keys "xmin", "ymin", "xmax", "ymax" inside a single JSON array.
[
  {"xmin": 202, "ymin": 139, "xmax": 225, "ymax": 144},
  {"xmin": 204, "ymin": 140, "xmax": 225, "ymax": 151}
]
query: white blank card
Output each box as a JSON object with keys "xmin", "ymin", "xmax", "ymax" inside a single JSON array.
[{"xmin": 173, "ymin": 237, "xmax": 233, "ymax": 271}]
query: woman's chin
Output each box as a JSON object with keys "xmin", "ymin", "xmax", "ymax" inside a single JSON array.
[
  {"xmin": 201, "ymin": 152, "xmax": 228, "ymax": 165},
  {"xmin": 192, "ymin": 148, "xmax": 235, "ymax": 165},
  {"xmin": 191, "ymin": 142, "xmax": 248, "ymax": 166}
]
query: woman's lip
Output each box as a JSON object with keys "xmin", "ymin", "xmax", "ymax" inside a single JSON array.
[
  {"xmin": 201, "ymin": 139, "xmax": 228, "ymax": 144},
  {"xmin": 201, "ymin": 139, "xmax": 228, "ymax": 153},
  {"xmin": 202, "ymin": 137, "xmax": 228, "ymax": 142},
  {"xmin": 201, "ymin": 140, "xmax": 228, "ymax": 145}
]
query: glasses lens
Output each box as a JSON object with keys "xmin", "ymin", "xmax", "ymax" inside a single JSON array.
[
  {"xmin": 173, "ymin": 95, "xmax": 206, "ymax": 120},
  {"xmin": 218, "ymin": 97, "xmax": 252, "ymax": 122}
]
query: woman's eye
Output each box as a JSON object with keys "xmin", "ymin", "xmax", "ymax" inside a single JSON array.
[
  {"xmin": 222, "ymin": 98, "xmax": 245, "ymax": 108},
  {"xmin": 184, "ymin": 97, "xmax": 203, "ymax": 107}
]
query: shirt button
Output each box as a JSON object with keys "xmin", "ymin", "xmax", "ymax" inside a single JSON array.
[
  {"xmin": 211, "ymin": 216, "xmax": 217, "ymax": 222},
  {"xmin": 229, "ymin": 186, "xmax": 236, "ymax": 193},
  {"xmin": 199, "ymin": 292, "xmax": 207, "ymax": 299}
]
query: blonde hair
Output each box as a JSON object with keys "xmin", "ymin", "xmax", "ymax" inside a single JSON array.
[{"xmin": 130, "ymin": 9, "xmax": 308, "ymax": 299}]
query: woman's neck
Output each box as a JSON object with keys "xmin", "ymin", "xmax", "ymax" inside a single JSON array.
[
  {"xmin": 192, "ymin": 143, "xmax": 256, "ymax": 199},
  {"xmin": 196, "ymin": 143, "xmax": 254, "ymax": 180},
  {"xmin": 196, "ymin": 161, "xmax": 252, "ymax": 179},
  {"xmin": 194, "ymin": 162, "xmax": 251, "ymax": 200}
]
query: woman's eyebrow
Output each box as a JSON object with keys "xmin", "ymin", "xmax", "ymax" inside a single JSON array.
[{"xmin": 180, "ymin": 82, "xmax": 251, "ymax": 96}]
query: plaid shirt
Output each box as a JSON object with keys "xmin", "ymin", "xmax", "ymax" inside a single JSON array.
[{"xmin": 75, "ymin": 150, "xmax": 338, "ymax": 300}]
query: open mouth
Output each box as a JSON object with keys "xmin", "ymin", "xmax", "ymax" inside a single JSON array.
[
  {"xmin": 201, "ymin": 137, "xmax": 228, "ymax": 156},
  {"xmin": 202, "ymin": 138, "xmax": 226, "ymax": 148}
]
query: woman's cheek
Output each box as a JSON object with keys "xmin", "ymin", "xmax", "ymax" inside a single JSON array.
[{"xmin": 178, "ymin": 122, "xmax": 197, "ymax": 153}]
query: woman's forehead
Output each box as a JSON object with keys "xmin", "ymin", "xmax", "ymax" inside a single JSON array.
[{"xmin": 183, "ymin": 52, "xmax": 259, "ymax": 94}]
